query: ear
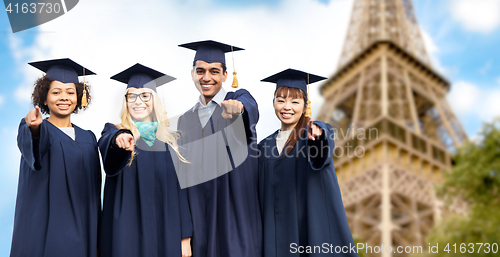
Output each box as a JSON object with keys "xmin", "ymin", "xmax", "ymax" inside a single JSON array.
[
  {"xmin": 191, "ymin": 69, "xmax": 196, "ymax": 82},
  {"xmin": 222, "ymin": 70, "xmax": 228, "ymax": 82}
]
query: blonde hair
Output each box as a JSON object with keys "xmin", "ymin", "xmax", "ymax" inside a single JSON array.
[{"xmin": 116, "ymin": 88, "xmax": 188, "ymax": 165}]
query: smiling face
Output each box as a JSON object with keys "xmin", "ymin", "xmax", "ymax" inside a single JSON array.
[
  {"xmin": 44, "ymin": 80, "xmax": 78, "ymax": 118},
  {"xmin": 126, "ymin": 87, "xmax": 154, "ymax": 122},
  {"xmin": 273, "ymin": 87, "xmax": 306, "ymax": 131},
  {"xmin": 191, "ymin": 60, "xmax": 227, "ymax": 104}
]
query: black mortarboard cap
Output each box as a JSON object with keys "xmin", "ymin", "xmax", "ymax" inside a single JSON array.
[
  {"xmin": 29, "ymin": 58, "xmax": 96, "ymax": 84},
  {"xmin": 110, "ymin": 63, "xmax": 176, "ymax": 91},
  {"xmin": 261, "ymin": 68, "xmax": 327, "ymax": 92},
  {"xmin": 179, "ymin": 40, "xmax": 244, "ymax": 65}
]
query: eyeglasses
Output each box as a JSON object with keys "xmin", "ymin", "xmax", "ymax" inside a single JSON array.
[{"xmin": 125, "ymin": 92, "xmax": 152, "ymax": 103}]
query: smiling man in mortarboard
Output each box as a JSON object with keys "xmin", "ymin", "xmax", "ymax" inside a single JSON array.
[{"xmin": 177, "ymin": 40, "xmax": 262, "ymax": 257}]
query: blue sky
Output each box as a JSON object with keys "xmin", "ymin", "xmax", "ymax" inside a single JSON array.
[{"xmin": 1, "ymin": 0, "xmax": 500, "ymax": 254}]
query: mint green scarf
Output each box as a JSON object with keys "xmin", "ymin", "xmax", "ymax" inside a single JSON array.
[{"xmin": 134, "ymin": 121, "xmax": 158, "ymax": 147}]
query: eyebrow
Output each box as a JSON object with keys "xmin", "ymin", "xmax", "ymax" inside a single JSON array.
[
  {"xmin": 196, "ymin": 67, "xmax": 221, "ymax": 71},
  {"xmin": 276, "ymin": 96, "xmax": 299, "ymax": 98},
  {"xmin": 128, "ymin": 90, "xmax": 151, "ymax": 94},
  {"xmin": 51, "ymin": 87, "xmax": 76, "ymax": 91}
]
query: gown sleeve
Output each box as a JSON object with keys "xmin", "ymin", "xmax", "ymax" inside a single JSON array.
[
  {"xmin": 17, "ymin": 118, "xmax": 51, "ymax": 171},
  {"xmin": 234, "ymin": 89, "xmax": 259, "ymax": 142},
  {"xmin": 169, "ymin": 142, "xmax": 194, "ymax": 239},
  {"xmin": 179, "ymin": 184, "xmax": 193, "ymax": 239},
  {"xmin": 98, "ymin": 122, "xmax": 133, "ymax": 176},
  {"xmin": 307, "ymin": 121, "xmax": 335, "ymax": 171},
  {"xmin": 257, "ymin": 141, "xmax": 266, "ymax": 215}
]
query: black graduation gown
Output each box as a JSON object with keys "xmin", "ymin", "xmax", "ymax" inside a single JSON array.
[
  {"xmin": 258, "ymin": 121, "xmax": 358, "ymax": 257},
  {"xmin": 11, "ymin": 119, "xmax": 101, "ymax": 257},
  {"xmin": 98, "ymin": 123, "xmax": 193, "ymax": 257},
  {"xmin": 177, "ymin": 89, "xmax": 262, "ymax": 257}
]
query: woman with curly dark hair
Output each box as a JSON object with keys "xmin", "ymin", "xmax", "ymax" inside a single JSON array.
[{"xmin": 10, "ymin": 58, "xmax": 101, "ymax": 257}]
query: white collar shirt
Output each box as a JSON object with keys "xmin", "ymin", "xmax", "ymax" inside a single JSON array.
[{"xmin": 192, "ymin": 87, "xmax": 227, "ymax": 128}]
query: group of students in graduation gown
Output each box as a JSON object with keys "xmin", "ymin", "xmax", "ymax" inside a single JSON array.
[{"xmin": 11, "ymin": 41, "xmax": 358, "ymax": 257}]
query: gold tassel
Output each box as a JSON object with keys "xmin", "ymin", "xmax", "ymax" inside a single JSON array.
[
  {"xmin": 81, "ymin": 67, "xmax": 87, "ymax": 107},
  {"xmin": 231, "ymin": 72, "xmax": 239, "ymax": 88},
  {"xmin": 305, "ymin": 100, "xmax": 312, "ymax": 118},
  {"xmin": 81, "ymin": 87, "xmax": 88, "ymax": 107},
  {"xmin": 230, "ymin": 46, "xmax": 238, "ymax": 88}
]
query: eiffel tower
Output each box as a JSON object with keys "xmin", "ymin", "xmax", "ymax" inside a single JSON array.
[{"xmin": 316, "ymin": 0, "xmax": 467, "ymax": 256}]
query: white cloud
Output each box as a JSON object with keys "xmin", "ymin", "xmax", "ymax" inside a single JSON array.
[
  {"xmin": 0, "ymin": 95, "xmax": 4, "ymax": 108},
  {"xmin": 14, "ymin": 86, "xmax": 32, "ymax": 104},
  {"xmin": 421, "ymin": 29, "xmax": 438, "ymax": 55},
  {"xmin": 0, "ymin": 125, "xmax": 20, "ymax": 229},
  {"xmin": 450, "ymin": 0, "xmax": 500, "ymax": 33},
  {"xmin": 1, "ymin": 127, "xmax": 20, "ymax": 176},
  {"xmin": 447, "ymin": 81, "xmax": 481, "ymax": 114},
  {"xmin": 0, "ymin": 126, "xmax": 21, "ymax": 211},
  {"xmin": 420, "ymin": 29, "xmax": 448, "ymax": 75},
  {"xmin": 482, "ymin": 90, "xmax": 500, "ymax": 120},
  {"xmin": 9, "ymin": 0, "xmax": 354, "ymax": 140},
  {"xmin": 9, "ymin": 32, "xmax": 52, "ymax": 104},
  {"xmin": 448, "ymin": 81, "xmax": 500, "ymax": 123}
]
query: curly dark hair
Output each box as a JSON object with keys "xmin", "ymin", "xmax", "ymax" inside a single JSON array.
[{"xmin": 31, "ymin": 75, "xmax": 92, "ymax": 115}]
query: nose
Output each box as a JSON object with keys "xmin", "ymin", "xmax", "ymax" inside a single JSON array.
[
  {"xmin": 60, "ymin": 93, "xmax": 69, "ymax": 100},
  {"xmin": 202, "ymin": 71, "xmax": 211, "ymax": 82},
  {"xmin": 283, "ymin": 101, "xmax": 291, "ymax": 110}
]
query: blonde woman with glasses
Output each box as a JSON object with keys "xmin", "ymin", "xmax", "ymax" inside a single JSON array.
[{"xmin": 98, "ymin": 64, "xmax": 192, "ymax": 257}]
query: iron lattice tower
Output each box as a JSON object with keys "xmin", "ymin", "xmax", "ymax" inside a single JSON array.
[{"xmin": 316, "ymin": 0, "xmax": 468, "ymax": 256}]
